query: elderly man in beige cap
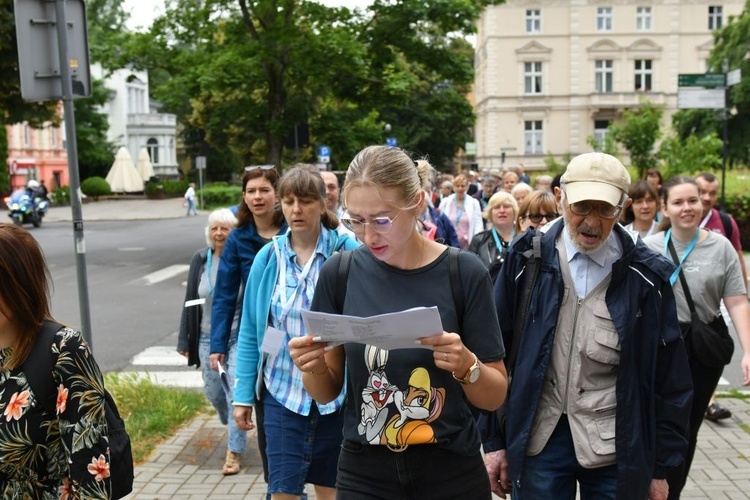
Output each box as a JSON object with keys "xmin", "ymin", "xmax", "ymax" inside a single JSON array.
[{"xmin": 483, "ymin": 152, "xmax": 693, "ymax": 500}]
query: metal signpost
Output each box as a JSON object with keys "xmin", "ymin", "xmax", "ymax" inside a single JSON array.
[{"xmin": 14, "ymin": 0, "xmax": 93, "ymax": 345}]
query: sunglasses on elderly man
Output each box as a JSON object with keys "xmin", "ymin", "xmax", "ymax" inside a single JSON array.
[{"xmin": 244, "ymin": 164, "xmax": 276, "ymax": 171}]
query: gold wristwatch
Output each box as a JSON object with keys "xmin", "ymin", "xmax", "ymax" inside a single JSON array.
[{"xmin": 452, "ymin": 355, "xmax": 480, "ymax": 385}]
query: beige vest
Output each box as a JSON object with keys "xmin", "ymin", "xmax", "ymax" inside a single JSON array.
[{"xmin": 526, "ymin": 237, "xmax": 620, "ymax": 468}]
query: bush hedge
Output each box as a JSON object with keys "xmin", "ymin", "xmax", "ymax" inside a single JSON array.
[
  {"xmin": 201, "ymin": 184, "xmax": 242, "ymax": 210},
  {"xmin": 145, "ymin": 180, "xmax": 190, "ymax": 198},
  {"xmin": 80, "ymin": 177, "xmax": 111, "ymax": 199},
  {"xmin": 725, "ymin": 193, "xmax": 750, "ymax": 251}
]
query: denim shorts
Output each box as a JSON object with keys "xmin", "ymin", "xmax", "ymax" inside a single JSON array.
[
  {"xmin": 262, "ymin": 391, "xmax": 343, "ymax": 495},
  {"xmin": 336, "ymin": 440, "xmax": 491, "ymax": 499}
]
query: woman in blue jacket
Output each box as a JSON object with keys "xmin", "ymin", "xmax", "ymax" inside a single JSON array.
[
  {"xmin": 233, "ymin": 165, "xmax": 358, "ymax": 500},
  {"xmin": 209, "ymin": 165, "xmax": 286, "ymax": 476}
]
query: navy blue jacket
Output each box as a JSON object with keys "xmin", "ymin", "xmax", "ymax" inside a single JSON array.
[
  {"xmin": 490, "ymin": 220, "xmax": 692, "ymax": 499},
  {"xmin": 210, "ymin": 221, "xmax": 287, "ymax": 354},
  {"xmin": 427, "ymin": 206, "xmax": 460, "ymax": 248}
]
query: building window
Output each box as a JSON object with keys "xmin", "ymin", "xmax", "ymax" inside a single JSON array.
[
  {"xmin": 636, "ymin": 6, "xmax": 652, "ymax": 31},
  {"xmin": 147, "ymin": 138, "xmax": 159, "ymax": 164},
  {"xmin": 524, "ymin": 62, "xmax": 543, "ymax": 95},
  {"xmin": 634, "ymin": 59, "xmax": 652, "ymax": 92},
  {"xmin": 524, "ymin": 120, "xmax": 543, "ymax": 155},
  {"xmin": 595, "ymin": 60, "xmax": 613, "ymax": 93},
  {"xmin": 708, "ymin": 6, "xmax": 723, "ymax": 30},
  {"xmin": 526, "ymin": 9, "xmax": 541, "ymax": 33},
  {"xmin": 23, "ymin": 123, "xmax": 30, "ymax": 148},
  {"xmin": 50, "ymin": 125, "xmax": 57, "ymax": 148},
  {"xmin": 597, "ymin": 7, "xmax": 613, "ymax": 32},
  {"xmin": 593, "ymin": 120, "xmax": 611, "ymax": 150}
]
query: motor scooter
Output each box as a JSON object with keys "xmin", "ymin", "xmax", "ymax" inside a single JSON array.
[{"xmin": 4, "ymin": 188, "xmax": 49, "ymax": 227}]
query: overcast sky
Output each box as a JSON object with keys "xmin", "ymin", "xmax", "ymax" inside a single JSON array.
[{"xmin": 123, "ymin": 0, "xmax": 373, "ymax": 31}]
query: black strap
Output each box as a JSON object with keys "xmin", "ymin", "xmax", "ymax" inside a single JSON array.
[
  {"xmin": 23, "ymin": 320, "xmax": 64, "ymax": 414},
  {"xmin": 667, "ymin": 239, "xmax": 698, "ymax": 315},
  {"xmin": 718, "ymin": 211, "xmax": 733, "ymax": 241},
  {"xmin": 448, "ymin": 247, "xmax": 465, "ymax": 330},
  {"xmin": 507, "ymin": 233, "xmax": 542, "ymax": 372},
  {"xmin": 335, "ymin": 250, "xmax": 353, "ymax": 314}
]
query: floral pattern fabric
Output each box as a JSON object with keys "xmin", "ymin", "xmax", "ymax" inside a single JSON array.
[{"xmin": 0, "ymin": 327, "xmax": 111, "ymax": 499}]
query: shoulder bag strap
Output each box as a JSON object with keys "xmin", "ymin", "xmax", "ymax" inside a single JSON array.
[
  {"xmin": 507, "ymin": 233, "xmax": 542, "ymax": 372},
  {"xmin": 335, "ymin": 250, "xmax": 353, "ymax": 314},
  {"xmin": 667, "ymin": 238, "xmax": 697, "ymax": 315}
]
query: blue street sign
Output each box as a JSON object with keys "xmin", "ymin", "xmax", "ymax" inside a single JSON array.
[
  {"xmin": 318, "ymin": 145, "xmax": 331, "ymax": 157},
  {"xmin": 386, "ymin": 137, "xmax": 398, "ymax": 147}
]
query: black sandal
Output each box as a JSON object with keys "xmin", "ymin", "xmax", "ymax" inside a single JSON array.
[{"xmin": 705, "ymin": 402, "xmax": 731, "ymax": 421}]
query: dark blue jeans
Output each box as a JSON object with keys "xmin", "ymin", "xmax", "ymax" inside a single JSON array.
[
  {"xmin": 337, "ymin": 440, "xmax": 490, "ymax": 499},
  {"xmin": 514, "ymin": 416, "xmax": 617, "ymax": 500}
]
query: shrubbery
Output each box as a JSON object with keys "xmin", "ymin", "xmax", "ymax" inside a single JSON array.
[
  {"xmin": 725, "ymin": 193, "xmax": 750, "ymax": 251},
  {"xmin": 51, "ymin": 186, "xmax": 70, "ymax": 206},
  {"xmin": 80, "ymin": 177, "xmax": 111, "ymax": 199},
  {"xmin": 146, "ymin": 180, "xmax": 190, "ymax": 198},
  {"xmin": 201, "ymin": 184, "xmax": 242, "ymax": 209}
]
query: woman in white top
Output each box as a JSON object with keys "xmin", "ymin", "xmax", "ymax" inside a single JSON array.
[
  {"xmin": 438, "ymin": 174, "xmax": 483, "ymax": 249},
  {"xmin": 622, "ymin": 180, "xmax": 659, "ymax": 238},
  {"xmin": 643, "ymin": 175, "xmax": 750, "ymax": 498}
]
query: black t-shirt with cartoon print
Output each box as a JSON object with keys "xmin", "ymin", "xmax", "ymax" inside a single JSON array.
[{"xmin": 311, "ymin": 246, "xmax": 505, "ymax": 456}]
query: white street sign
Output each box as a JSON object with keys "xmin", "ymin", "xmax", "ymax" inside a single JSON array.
[
  {"xmin": 677, "ymin": 88, "xmax": 725, "ymax": 109},
  {"xmin": 727, "ymin": 68, "xmax": 742, "ymax": 87}
]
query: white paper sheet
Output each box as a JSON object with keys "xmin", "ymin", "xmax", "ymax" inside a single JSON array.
[
  {"xmin": 217, "ymin": 363, "xmax": 232, "ymax": 395},
  {"xmin": 301, "ymin": 306, "xmax": 443, "ymax": 351}
]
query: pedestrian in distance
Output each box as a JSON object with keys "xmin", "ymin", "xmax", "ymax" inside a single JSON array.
[
  {"xmin": 485, "ymin": 152, "xmax": 693, "ymax": 500},
  {"xmin": 438, "ymin": 174, "xmax": 484, "ymax": 249},
  {"xmin": 210, "ymin": 165, "xmax": 287, "ymax": 488},
  {"xmin": 643, "ymin": 175, "xmax": 750, "ymax": 499},
  {"xmin": 0, "ymin": 223, "xmax": 113, "ymax": 498},
  {"xmin": 178, "ymin": 208, "xmax": 247, "ymax": 475},
  {"xmin": 233, "ymin": 165, "xmax": 359, "ymax": 500},
  {"xmin": 289, "ymin": 145, "xmax": 508, "ymax": 499},
  {"xmin": 184, "ymin": 182, "xmax": 198, "ymax": 216}
]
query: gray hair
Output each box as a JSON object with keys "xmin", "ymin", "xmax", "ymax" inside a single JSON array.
[{"xmin": 205, "ymin": 208, "xmax": 238, "ymax": 247}]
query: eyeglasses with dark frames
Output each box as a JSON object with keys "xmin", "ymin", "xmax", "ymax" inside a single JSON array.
[
  {"xmin": 340, "ymin": 211, "xmax": 403, "ymax": 234},
  {"xmin": 567, "ymin": 201, "xmax": 622, "ymax": 219},
  {"xmin": 244, "ymin": 164, "xmax": 276, "ymax": 172},
  {"xmin": 524, "ymin": 213, "xmax": 559, "ymax": 224}
]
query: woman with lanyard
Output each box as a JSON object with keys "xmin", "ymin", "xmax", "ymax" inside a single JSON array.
[
  {"xmin": 468, "ymin": 191, "xmax": 518, "ymax": 282},
  {"xmin": 288, "ymin": 146, "xmax": 507, "ymax": 499},
  {"xmin": 621, "ymin": 180, "xmax": 660, "ymax": 238},
  {"xmin": 644, "ymin": 176, "xmax": 750, "ymax": 498},
  {"xmin": 178, "ymin": 208, "xmax": 247, "ymax": 474},
  {"xmin": 439, "ymin": 174, "xmax": 483, "ymax": 249},
  {"xmin": 233, "ymin": 165, "xmax": 359, "ymax": 500}
]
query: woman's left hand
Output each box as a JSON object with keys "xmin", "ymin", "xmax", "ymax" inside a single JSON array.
[{"xmin": 418, "ymin": 332, "xmax": 473, "ymax": 375}]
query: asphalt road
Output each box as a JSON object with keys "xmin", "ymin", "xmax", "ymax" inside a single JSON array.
[{"xmin": 31, "ymin": 217, "xmax": 206, "ymax": 371}]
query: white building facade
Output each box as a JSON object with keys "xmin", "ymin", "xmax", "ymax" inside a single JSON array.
[
  {"xmin": 92, "ymin": 64, "xmax": 179, "ymax": 177},
  {"xmin": 474, "ymin": 0, "xmax": 744, "ymax": 170}
]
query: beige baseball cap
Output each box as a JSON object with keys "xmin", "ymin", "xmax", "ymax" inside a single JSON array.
[
  {"xmin": 560, "ymin": 152, "xmax": 631, "ymax": 206},
  {"xmin": 489, "ymin": 168, "xmax": 502, "ymax": 179}
]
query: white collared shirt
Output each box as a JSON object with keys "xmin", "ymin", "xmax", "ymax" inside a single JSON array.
[{"xmin": 562, "ymin": 227, "xmax": 623, "ymax": 298}]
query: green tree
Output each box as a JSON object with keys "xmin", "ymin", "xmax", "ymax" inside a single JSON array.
[
  {"xmin": 1, "ymin": 0, "xmax": 58, "ymax": 193},
  {"xmin": 657, "ymin": 133, "xmax": 723, "ymax": 179},
  {"xmin": 609, "ymin": 99, "xmax": 664, "ymax": 179}
]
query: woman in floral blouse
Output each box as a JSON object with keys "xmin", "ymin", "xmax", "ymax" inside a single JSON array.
[{"xmin": 0, "ymin": 223, "xmax": 112, "ymax": 498}]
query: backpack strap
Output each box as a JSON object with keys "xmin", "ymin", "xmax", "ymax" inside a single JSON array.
[
  {"xmin": 24, "ymin": 320, "xmax": 64, "ymax": 414},
  {"xmin": 507, "ymin": 233, "xmax": 542, "ymax": 372},
  {"xmin": 718, "ymin": 210, "xmax": 733, "ymax": 241},
  {"xmin": 447, "ymin": 247, "xmax": 465, "ymax": 331},
  {"xmin": 335, "ymin": 250, "xmax": 353, "ymax": 314}
]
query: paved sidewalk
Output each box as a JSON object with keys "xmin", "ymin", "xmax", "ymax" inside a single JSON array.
[
  {"xmin": 44, "ymin": 197, "xmax": 202, "ymax": 222},
  {"xmin": 123, "ymin": 398, "xmax": 750, "ymax": 499}
]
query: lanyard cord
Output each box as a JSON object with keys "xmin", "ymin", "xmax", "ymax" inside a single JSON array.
[
  {"xmin": 491, "ymin": 227, "xmax": 514, "ymax": 252},
  {"xmin": 664, "ymin": 228, "xmax": 699, "ymax": 286}
]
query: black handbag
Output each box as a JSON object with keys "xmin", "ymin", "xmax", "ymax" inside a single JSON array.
[{"xmin": 668, "ymin": 240, "xmax": 734, "ymax": 368}]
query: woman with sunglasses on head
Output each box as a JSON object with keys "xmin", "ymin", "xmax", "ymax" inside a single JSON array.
[
  {"xmin": 233, "ymin": 165, "xmax": 359, "ymax": 500},
  {"xmin": 209, "ymin": 165, "xmax": 287, "ymax": 476},
  {"xmin": 288, "ymin": 146, "xmax": 508, "ymax": 499},
  {"xmin": 515, "ymin": 189, "xmax": 559, "ymax": 234},
  {"xmin": 468, "ymin": 191, "xmax": 519, "ymax": 282},
  {"xmin": 644, "ymin": 176, "xmax": 750, "ymax": 499}
]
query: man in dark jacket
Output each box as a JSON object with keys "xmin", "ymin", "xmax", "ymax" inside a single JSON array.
[{"xmin": 484, "ymin": 153, "xmax": 693, "ymax": 500}]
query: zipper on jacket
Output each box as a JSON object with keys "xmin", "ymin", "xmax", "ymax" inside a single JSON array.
[{"xmin": 562, "ymin": 297, "xmax": 585, "ymax": 413}]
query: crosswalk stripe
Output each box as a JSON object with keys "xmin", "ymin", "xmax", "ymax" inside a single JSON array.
[
  {"xmin": 133, "ymin": 265, "xmax": 190, "ymax": 285},
  {"xmin": 118, "ymin": 370, "xmax": 202, "ymax": 389}
]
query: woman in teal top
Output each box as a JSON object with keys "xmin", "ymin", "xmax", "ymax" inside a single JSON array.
[{"xmin": 233, "ymin": 165, "xmax": 359, "ymax": 500}]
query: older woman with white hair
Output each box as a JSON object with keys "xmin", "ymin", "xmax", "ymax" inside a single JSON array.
[
  {"xmin": 178, "ymin": 207, "xmax": 247, "ymax": 475},
  {"xmin": 468, "ymin": 191, "xmax": 519, "ymax": 281}
]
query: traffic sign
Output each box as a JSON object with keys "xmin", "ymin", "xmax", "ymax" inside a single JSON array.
[
  {"xmin": 678, "ymin": 73, "xmax": 726, "ymax": 88},
  {"xmin": 318, "ymin": 145, "xmax": 331, "ymax": 164},
  {"xmin": 386, "ymin": 137, "xmax": 398, "ymax": 147},
  {"xmin": 727, "ymin": 68, "xmax": 742, "ymax": 87},
  {"xmin": 677, "ymin": 88, "xmax": 725, "ymax": 109},
  {"xmin": 195, "ymin": 156, "xmax": 207, "ymax": 170},
  {"xmin": 14, "ymin": 0, "xmax": 91, "ymax": 101}
]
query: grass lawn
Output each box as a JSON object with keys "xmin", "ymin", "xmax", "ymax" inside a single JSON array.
[{"xmin": 105, "ymin": 373, "xmax": 208, "ymax": 464}]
